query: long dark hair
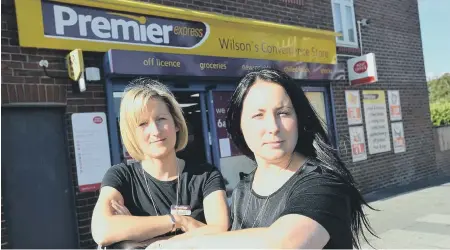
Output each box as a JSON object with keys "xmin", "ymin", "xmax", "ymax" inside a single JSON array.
[{"xmin": 226, "ymin": 68, "xmax": 376, "ymax": 249}]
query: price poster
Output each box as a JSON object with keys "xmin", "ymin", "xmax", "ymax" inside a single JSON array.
[
  {"xmin": 212, "ymin": 92, "xmax": 242, "ymax": 157},
  {"xmin": 388, "ymin": 90, "xmax": 402, "ymax": 121},
  {"xmin": 72, "ymin": 112, "xmax": 112, "ymax": 192},
  {"xmin": 345, "ymin": 90, "xmax": 363, "ymax": 125},
  {"xmin": 363, "ymin": 90, "xmax": 391, "ymax": 154},
  {"xmin": 349, "ymin": 126, "xmax": 368, "ymax": 162},
  {"xmin": 391, "ymin": 122, "xmax": 406, "ymax": 153}
]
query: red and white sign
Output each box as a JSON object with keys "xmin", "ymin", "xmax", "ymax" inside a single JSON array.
[
  {"xmin": 72, "ymin": 112, "xmax": 111, "ymax": 193},
  {"xmin": 388, "ymin": 90, "xmax": 402, "ymax": 121},
  {"xmin": 345, "ymin": 90, "xmax": 362, "ymax": 125},
  {"xmin": 349, "ymin": 126, "xmax": 367, "ymax": 162},
  {"xmin": 391, "ymin": 122, "xmax": 406, "ymax": 153},
  {"xmin": 93, "ymin": 116, "xmax": 103, "ymax": 124},
  {"xmin": 347, "ymin": 53, "xmax": 378, "ymax": 86}
]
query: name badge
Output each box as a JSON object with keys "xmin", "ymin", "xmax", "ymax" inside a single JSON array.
[{"xmin": 170, "ymin": 205, "xmax": 192, "ymax": 216}]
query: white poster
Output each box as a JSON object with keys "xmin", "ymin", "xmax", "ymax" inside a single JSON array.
[
  {"xmin": 219, "ymin": 138, "xmax": 232, "ymax": 157},
  {"xmin": 349, "ymin": 126, "xmax": 368, "ymax": 162},
  {"xmin": 363, "ymin": 90, "xmax": 392, "ymax": 154},
  {"xmin": 391, "ymin": 122, "xmax": 406, "ymax": 153},
  {"xmin": 72, "ymin": 112, "xmax": 112, "ymax": 192},
  {"xmin": 388, "ymin": 90, "xmax": 402, "ymax": 121},
  {"xmin": 345, "ymin": 90, "xmax": 363, "ymax": 125}
]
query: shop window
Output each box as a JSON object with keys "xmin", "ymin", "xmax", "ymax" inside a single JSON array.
[
  {"xmin": 305, "ymin": 92, "xmax": 328, "ymax": 130},
  {"xmin": 331, "ymin": 0, "xmax": 358, "ymax": 48}
]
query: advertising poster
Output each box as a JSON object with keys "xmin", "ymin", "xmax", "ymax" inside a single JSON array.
[
  {"xmin": 388, "ymin": 90, "xmax": 402, "ymax": 121},
  {"xmin": 71, "ymin": 112, "xmax": 112, "ymax": 192},
  {"xmin": 345, "ymin": 90, "xmax": 363, "ymax": 125},
  {"xmin": 212, "ymin": 92, "xmax": 242, "ymax": 158},
  {"xmin": 363, "ymin": 90, "xmax": 392, "ymax": 154},
  {"xmin": 391, "ymin": 122, "xmax": 406, "ymax": 153},
  {"xmin": 349, "ymin": 126, "xmax": 368, "ymax": 162}
]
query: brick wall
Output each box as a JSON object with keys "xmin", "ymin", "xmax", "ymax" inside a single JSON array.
[
  {"xmin": 2, "ymin": 1, "xmax": 105, "ymax": 247},
  {"xmin": 1, "ymin": 0, "xmax": 435, "ymax": 248},
  {"xmin": 332, "ymin": 0, "xmax": 438, "ymax": 193}
]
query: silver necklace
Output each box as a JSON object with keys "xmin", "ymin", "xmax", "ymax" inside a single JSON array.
[
  {"xmin": 141, "ymin": 159, "xmax": 181, "ymax": 216},
  {"xmin": 238, "ymin": 155, "xmax": 294, "ymax": 230}
]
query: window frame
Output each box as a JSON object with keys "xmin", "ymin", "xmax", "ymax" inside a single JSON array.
[{"xmin": 331, "ymin": 0, "xmax": 359, "ymax": 48}]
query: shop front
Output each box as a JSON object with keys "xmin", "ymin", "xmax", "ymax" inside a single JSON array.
[
  {"xmin": 7, "ymin": 0, "xmax": 346, "ymax": 247},
  {"xmin": 3, "ymin": 0, "xmax": 437, "ymax": 248},
  {"xmin": 103, "ymin": 48, "xmax": 344, "ymax": 192},
  {"xmin": 14, "ymin": 0, "xmax": 346, "ymax": 191}
]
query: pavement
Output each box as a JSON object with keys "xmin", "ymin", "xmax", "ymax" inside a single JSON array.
[{"xmin": 359, "ymin": 176, "xmax": 450, "ymax": 249}]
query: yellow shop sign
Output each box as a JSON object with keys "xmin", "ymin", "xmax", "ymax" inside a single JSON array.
[{"xmin": 15, "ymin": 0, "xmax": 338, "ymax": 64}]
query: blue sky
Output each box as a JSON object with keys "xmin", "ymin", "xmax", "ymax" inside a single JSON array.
[{"xmin": 418, "ymin": 0, "xmax": 450, "ymax": 79}]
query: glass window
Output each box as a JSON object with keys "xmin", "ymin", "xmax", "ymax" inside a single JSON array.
[
  {"xmin": 331, "ymin": 0, "xmax": 358, "ymax": 47},
  {"xmin": 332, "ymin": 3, "xmax": 344, "ymax": 41},
  {"xmin": 345, "ymin": 6, "xmax": 356, "ymax": 42},
  {"xmin": 305, "ymin": 91, "xmax": 328, "ymax": 130}
]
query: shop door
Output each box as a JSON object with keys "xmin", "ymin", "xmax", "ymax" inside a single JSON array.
[
  {"xmin": 1, "ymin": 108, "xmax": 78, "ymax": 249},
  {"xmin": 303, "ymin": 87, "xmax": 335, "ymax": 145},
  {"xmin": 173, "ymin": 91, "xmax": 213, "ymax": 165},
  {"xmin": 110, "ymin": 87, "xmax": 214, "ymax": 167},
  {"xmin": 208, "ymin": 87, "xmax": 335, "ymax": 198}
]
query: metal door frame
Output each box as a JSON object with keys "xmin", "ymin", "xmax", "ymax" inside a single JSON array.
[
  {"xmin": 302, "ymin": 86, "xmax": 337, "ymax": 147},
  {"xmin": 105, "ymin": 79, "xmax": 337, "ymax": 168}
]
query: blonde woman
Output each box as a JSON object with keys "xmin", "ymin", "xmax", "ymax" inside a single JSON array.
[{"xmin": 91, "ymin": 78, "xmax": 229, "ymax": 248}]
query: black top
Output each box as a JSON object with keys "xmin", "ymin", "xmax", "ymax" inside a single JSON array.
[
  {"xmin": 230, "ymin": 160, "xmax": 353, "ymax": 249},
  {"xmin": 101, "ymin": 161, "xmax": 226, "ymax": 235}
]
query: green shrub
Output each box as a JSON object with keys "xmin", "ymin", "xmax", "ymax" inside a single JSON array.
[{"xmin": 430, "ymin": 102, "xmax": 450, "ymax": 126}]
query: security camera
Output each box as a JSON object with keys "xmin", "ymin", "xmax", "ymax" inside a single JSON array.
[{"xmin": 359, "ymin": 18, "xmax": 371, "ymax": 26}]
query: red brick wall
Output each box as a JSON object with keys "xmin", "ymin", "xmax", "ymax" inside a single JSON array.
[
  {"xmin": 332, "ymin": 0, "xmax": 438, "ymax": 192},
  {"xmin": 1, "ymin": 0, "xmax": 436, "ymax": 248},
  {"xmin": 2, "ymin": 1, "xmax": 105, "ymax": 247}
]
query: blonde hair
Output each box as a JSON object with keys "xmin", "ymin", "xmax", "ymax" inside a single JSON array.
[{"xmin": 119, "ymin": 78, "xmax": 188, "ymax": 161}]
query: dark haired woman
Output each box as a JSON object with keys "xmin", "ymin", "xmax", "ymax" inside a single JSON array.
[{"xmin": 148, "ymin": 68, "xmax": 376, "ymax": 249}]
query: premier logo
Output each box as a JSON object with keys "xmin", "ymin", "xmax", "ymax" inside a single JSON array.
[{"xmin": 42, "ymin": 1, "xmax": 208, "ymax": 48}]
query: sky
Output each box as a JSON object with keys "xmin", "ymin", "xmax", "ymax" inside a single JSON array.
[{"xmin": 418, "ymin": 0, "xmax": 450, "ymax": 80}]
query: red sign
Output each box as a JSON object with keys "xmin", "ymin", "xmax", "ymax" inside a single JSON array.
[
  {"xmin": 352, "ymin": 143, "xmax": 365, "ymax": 155},
  {"xmin": 390, "ymin": 106, "xmax": 401, "ymax": 117},
  {"xmin": 347, "ymin": 107, "xmax": 361, "ymax": 120},
  {"xmin": 347, "ymin": 53, "xmax": 378, "ymax": 86},
  {"xmin": 93, "ymin": 116, "xmax": 103, "ymax": 124},
  {"xmin": 353, "ymin": 61, "xmax": 368, "ymax": 73}
]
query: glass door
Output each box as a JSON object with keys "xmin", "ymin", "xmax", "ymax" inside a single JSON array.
[
  {"xmin": 106, "ymin": 79, "xmax": 216, "ymax": 166},
  {"xmin": 302, "ymin": 87, "xmax": 336, "ymax": 146},
  {"xmin": 172, "ymin": 91, "xmax": 212, "ymax": 165}
]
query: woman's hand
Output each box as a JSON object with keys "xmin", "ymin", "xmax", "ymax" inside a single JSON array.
[
  {"xmin": 111, "ymin": 200, "xmax": 131, "ymax": 216},
  {"xmin": 174, "ymin": 215, "xmax": 206, "ymax": 233}
]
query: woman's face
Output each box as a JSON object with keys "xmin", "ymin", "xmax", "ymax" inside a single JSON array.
[
  {"xmin": 135, "ymin": 98, "xmax": 179, "ymax": 159},
  {"xmin": 240, "ymin": 79, "xmax": 298, "ymax": 163}
]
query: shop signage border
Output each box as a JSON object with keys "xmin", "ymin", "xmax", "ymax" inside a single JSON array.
[
  {"xmin": 15, "ymin": 0, "xmax": 339, "ymax": 64},
  {"xmin": 105, "ymin": 49, "xmax": 346, "ymax": 80}
]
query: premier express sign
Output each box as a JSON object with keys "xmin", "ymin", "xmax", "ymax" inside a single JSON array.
[
  {"xmin": 44, "ymin": 2, "xmax": 208, "ymax": 48},
  {"xmin": 15, "ymin": 0, "xmax": 339, "ymax": 64}
]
